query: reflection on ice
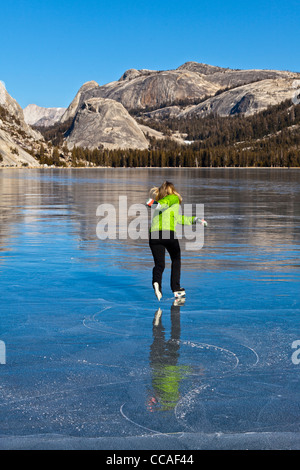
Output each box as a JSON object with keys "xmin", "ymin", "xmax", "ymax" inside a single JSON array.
[{"xmin": 149, "ymin": 304, "xmax": 193, "ymax": 412}]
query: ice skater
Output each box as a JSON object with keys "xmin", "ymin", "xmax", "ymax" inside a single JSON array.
[{"xmin": 146, "ymin": 181, "xmax": 207, "ymax": 301}]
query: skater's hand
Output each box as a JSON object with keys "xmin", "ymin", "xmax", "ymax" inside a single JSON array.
[{"xmin": 195, "ymin": 217, "xmax": 208, "ymax": 227}]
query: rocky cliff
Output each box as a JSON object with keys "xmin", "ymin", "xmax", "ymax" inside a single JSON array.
[
  {"xmin": 93, "ymin": 69, "xmax": 220, "ymax": 111},
  {"xmin": 60, "ymin": 81, "xmax": 100, "ymax": 123},
  {"xmin": 55, "ymin": 62, "xmax": 300, "ymax": 152},
  {"xmin": 0, "ymin": 82, "xmax": 43, "ymax": 167},
  {"xmin": 59, "ymin": 69, "xmax": 221, "ymax": 122},
  {"xmin": 60, "ymin": 62, "xmax": 300, "ymax": 119},
  {"xmin": 140, "ymin": 68, "xmax": 300, "ymax": 120},
  {"xmin": 65, "ymin": 97, "xmax": 149, "ymax": 150},
  {"xmin": 177, "ymin": 77, "xmax": 300, "ymax": 118}
]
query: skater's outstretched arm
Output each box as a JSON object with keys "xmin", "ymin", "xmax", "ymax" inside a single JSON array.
[
  {"xmin": 178, "ymin": 216, "xmax": 208, "ymax": 226},
  {"xmin": 178, "ymin": 215, "xmax": 196, "ymax": 225}
]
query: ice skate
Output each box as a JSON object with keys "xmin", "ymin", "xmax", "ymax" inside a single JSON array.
[
  {"xmin": 173, "ymin": 287, "xmax": 186, "ymax": 299},
  {"xmin": 153, "ymin": 282, "xmax": 162, "ymax": 301}
]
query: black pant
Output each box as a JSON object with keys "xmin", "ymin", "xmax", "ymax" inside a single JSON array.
[{"xmin": 149, "ymin": 231, "xmax": 181, "ymax": 292}]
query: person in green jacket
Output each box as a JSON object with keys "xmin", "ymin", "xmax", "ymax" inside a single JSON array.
[{"xmin": 146, "ymin": 181, "xmax": 207, "ymax": 301}]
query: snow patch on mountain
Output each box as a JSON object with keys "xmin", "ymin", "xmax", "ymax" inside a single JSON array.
[{"xmin": 23, "ymin": 104, "xmax": 66, "ymax": 127}]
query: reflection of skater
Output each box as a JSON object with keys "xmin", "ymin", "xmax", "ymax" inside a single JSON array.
[
  {"xmin": 147, "ymin": 181, "xmax": 206, "ymax": 301},
  {"xmin": 148, "ymin": 301, "xmax": 191, "ymax": 412}
]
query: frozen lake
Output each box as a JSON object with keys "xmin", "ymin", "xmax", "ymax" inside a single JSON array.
[{"xmin": 0, "ymin": 168, "xmax": 300, "ymax": 450}]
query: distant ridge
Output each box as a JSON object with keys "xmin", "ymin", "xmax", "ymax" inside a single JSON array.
[
  {"xmin": 23, "ymin": 104, "xmax": 66, "ymax": 127},
  {"xmin": 1, "ymin": 61, "xmax": 300, "ymax": 166}
]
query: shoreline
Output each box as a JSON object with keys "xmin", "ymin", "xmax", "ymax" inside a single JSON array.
[
  {"xmin": 1, "ymin": 166, "xmax": 300, "ymax": 170},
  {"xmin": 0, "ymin": 166, "xmax": 300, "ymax": 171}
]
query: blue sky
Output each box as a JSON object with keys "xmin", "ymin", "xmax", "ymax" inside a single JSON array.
[{"xmin": 1, "ymin": 0, "xmax": 299, "ymax": 108}]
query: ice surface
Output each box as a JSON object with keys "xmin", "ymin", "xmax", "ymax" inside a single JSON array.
[{"xmin": 0, "ymin": 168, "xmax": 299, "ymax": 449}]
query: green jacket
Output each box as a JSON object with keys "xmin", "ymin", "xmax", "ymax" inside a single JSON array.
[{"xmin": 150, "ymin": 194, "xmax": 195, "ymax": 233}]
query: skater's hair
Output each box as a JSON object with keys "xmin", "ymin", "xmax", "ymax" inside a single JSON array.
[{"xmin": 150, "ymin": 181, "xmax": 182, "ymax": 204}]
